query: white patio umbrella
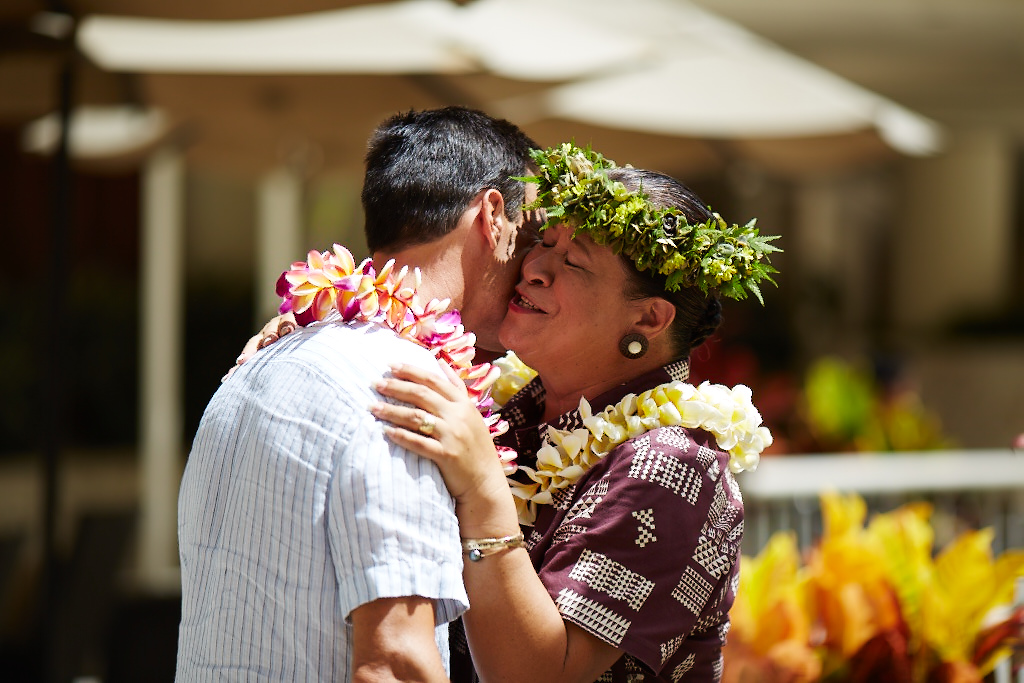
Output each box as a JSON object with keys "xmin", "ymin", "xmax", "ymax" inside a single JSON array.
[
  {"xmin": 514, "ymin": 4, "xmax": 942, "ymax": 157},
  {"xmin": 71, "ymin": 0, "xmax": 941, "ymax": 174},
  {"xmin": 76, "ymin": 0, "xmax": 649, "ymax": 80}
]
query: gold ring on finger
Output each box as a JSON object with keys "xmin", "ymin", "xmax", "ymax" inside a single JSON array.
[{"xmin": 418, "ymin": 413, "xmax": 436, "ymax": 436}]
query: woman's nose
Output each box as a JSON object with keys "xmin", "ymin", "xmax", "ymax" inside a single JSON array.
[{"xmin": 521, "ymin": 249, "xmax": 551, "ymax": 286}]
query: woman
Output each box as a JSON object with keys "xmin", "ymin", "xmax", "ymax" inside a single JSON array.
[{"xmin": 367, "ymin": 144, "xmax": 778, "ymax": 682}]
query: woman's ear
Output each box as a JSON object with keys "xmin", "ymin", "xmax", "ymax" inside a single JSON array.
[{"xmin": 630, "ymin": 297, "xmax": 676, "ymax": 340}]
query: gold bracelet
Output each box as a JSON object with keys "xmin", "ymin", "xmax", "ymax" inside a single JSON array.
[{"xmin": 461, "ymin": 533, "xmax": 525, "ymax": 562}]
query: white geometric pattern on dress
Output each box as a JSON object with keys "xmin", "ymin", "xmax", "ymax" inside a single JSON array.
[
  {"xmin": 526, "ymin": 528, "xmax": 544, "ymax": 550},
  {"xmin": 569, "ymin": 549, "xmax": 654, "ymax": 612},
  {"xmin": 714, "ymin": 501, "xmax": 740, "ymax": 539},
  {"xmin": 552, "ymin": 483, "xmax": 577, "ymax": 511},
  {"xmin": 696, "ymin": 445, "xmax": 720, "ymax": 481},
  {"xmin": 719, "ymin": 519, "xmax": 743, "ymax": 565},
  {"xmin": 502, "ymin": 404, "xmax": 528, "ymax": 429},
  {"xmin": 553, "ymin": 411, "xmax": 586, "ymax": 432},
  {"xmin": 655, "ymin": 426, "xmax": 690, "ymax": 453},
  {"xmin": 552, "ymin": 523, "xmax": 588, "ymax": 545},
  {"xmin": 726, "ymin": 520, "xmax": 744, "ymax": 547},
  {"xmin": 695, "ymin": 443, "xmax": 715, "ymax": 469},
  {"xmin": 625, "ymin": 656, "xmax": 646, "ymax": 677},
  {"xmin": 666, "ymin": 358, "xmax": 690, "ymax": 382},
  {"xmin": 632, "ymin": 434, "xmax": 651, "ymax": 458},
  {"xmin": 712, "ymin": 654, "xmax": 723, "ymax": 679},
  {"xmin": 597, "ymin": 673, "xmax": 613, "ymax": 683},
  {"xmin": 691, "ymin": 480, "xmax": 742, "ymax": 580},
  {"xmin": 555, "ymin": 587, "xmax": 630, "ymax": 646},
  {"xmin": 723, "ymin": 469, "xmax": 742, "ymax": 504},
  {"xmin": 693, "ymin": 610, "xmax": 725, "ymax": 633},
  {"xmin": 632, "ymin": 508, "xmax": 657, "ymax": 548},
  {"xmin": 704, "ymin": 481, "xmax": 731, "ymax": 535},
  {"xmin": 672, "ymin": 566, "xmax": 713, "ymax": 615},
  {"xmin": 502, "ymin": 377, "xmax": 544, "ymax": 429},
  {"xmin": 660, "ymin": 633, "xmax": 686, "ymax": 665},
  {"xmin": 707, "ymin": 456, "xmax": 720, "ymax": 482},
  {"xmin": 628, "ymin": 447, "xmax": 701, "ymax": 505},
  {"xmin": 671, "ymin": 653, "xmax": 696, "ymax": 682},
  {"xmin": 693, "ymin": 533, "xmax": 734, "ymax": 579},
  {"xmin": 563, "ymin": 478, "xmax": 608, "ymax": 523}
]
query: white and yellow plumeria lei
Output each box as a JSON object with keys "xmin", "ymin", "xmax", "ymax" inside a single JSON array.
[{"xmin": 492, "ymin": 353, "xmax": 771, "ymax": 525}]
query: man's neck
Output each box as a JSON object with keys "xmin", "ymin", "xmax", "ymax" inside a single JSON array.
[{"xmin": 372, "ymin": 235, "xmax": 466, "ymax": 311}]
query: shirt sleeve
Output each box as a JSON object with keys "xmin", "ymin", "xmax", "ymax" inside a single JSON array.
[
  {"xmin": 533, "ymin": 425, "xmax": 744, "ymax": 676},
  {"xmin": 326, "ymin": 402, "xmax": 469, "ymax": 627}
]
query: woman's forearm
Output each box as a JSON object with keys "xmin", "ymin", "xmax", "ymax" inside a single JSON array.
[{"xmin": 454, "ymin": 489, "xmax": 620, "ymax": 683}]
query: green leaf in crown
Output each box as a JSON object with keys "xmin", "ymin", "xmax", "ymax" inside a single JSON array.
[{"xmin": 519, "ymin": 143, "xmax": 782, "ymax": 304}]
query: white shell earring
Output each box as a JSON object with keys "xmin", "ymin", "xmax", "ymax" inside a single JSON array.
[{"xmin": 619, "ymin": 333, "xmax": 648, "ymax": 359}]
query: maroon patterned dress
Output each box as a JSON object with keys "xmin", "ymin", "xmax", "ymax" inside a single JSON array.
[{"xmin": 451, "ymin": 360, "xmax": 744, "ymax": 683}]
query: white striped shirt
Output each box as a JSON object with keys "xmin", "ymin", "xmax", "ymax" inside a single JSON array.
[{"xmin": 176, "ymin": 316, "xmax": 468, "ymax": 681}]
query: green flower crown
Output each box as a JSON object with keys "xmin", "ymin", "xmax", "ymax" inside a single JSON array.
[{"xmin": 521, "ymin": 143, "xmax": 781, "ymax": 303}]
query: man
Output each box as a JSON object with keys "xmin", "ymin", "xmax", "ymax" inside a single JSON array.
[{"xmin": 176, "ymin": 107, "xmax": 538, "ymax": 682}]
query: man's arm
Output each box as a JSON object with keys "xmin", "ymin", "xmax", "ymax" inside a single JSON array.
[{"xmin": 351, "ymin": 596, "xmax": 450, "ymax": 683}]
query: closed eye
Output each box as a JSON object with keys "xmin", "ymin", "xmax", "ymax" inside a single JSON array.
[{"xmin": 539, "ymin": 238, "xmax": 586, "ymax": 270}]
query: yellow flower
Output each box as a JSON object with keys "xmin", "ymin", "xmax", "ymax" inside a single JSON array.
[
  {"xmin": 490, "ymin": 352, "xmax": 538, "ymax": 407},
  {"xmin": 921, "ymin": 528, "xmax": 1024, "ymax": 671},
  {"xmin": 726, "ymin": 492, "xmax": 1024, "ymax": 681},
  {"xmin": 809, "ymin": 492, "xmax": 901, "ymax": 661},
  {"xmin": 732, "ymin": 533, "xmax": 813, "ymax": 651},
  {"xmin": 864, "ymin": 502, "xmax": 934, "ymax": 652}
]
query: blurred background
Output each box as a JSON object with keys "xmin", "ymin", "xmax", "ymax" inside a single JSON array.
[{"xmin": 1, "ymin": 0, "xmax": 1022, "ymax": 680}]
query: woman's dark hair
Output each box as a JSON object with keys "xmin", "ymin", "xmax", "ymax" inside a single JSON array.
[
  {"xmin": 606, "ymin": 167, "xmax": 723, "ymax": 358},
  {"xmin": 362, "ymin": 107, "xmax": 538, "ymax": 252}
]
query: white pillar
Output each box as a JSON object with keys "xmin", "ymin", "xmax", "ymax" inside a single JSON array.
[
  {"xmin": 256, "ymin": 167, "xmax": 303, "ymax": 324},
  {"xmin": 138, "ymin": 145, "xmax": 185, "ymax": 591},
  {"xmin": 894, "ymin": 129, "xmax": 1014, "ymax": 331}
]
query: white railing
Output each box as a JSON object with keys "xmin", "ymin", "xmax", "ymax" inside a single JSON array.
[
  {"xmin": 740, "ymin": 449, "xmax": 1024, "ymax": 555},
  {"xmin": 2, "ymin": 449, "xmax": 1022, "ymax": 558}
]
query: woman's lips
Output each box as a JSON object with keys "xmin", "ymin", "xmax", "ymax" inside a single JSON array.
[{"xmin": 510, "ymin": 291, "xmax": 544, "ymax": 313}]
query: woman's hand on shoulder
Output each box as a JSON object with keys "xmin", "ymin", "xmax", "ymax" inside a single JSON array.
[
  {"xmin": 370, "ymin": 361, "xmax": 507, "ymax": 505},
  {"xmin": 221, "ymin": 312, "xmax": 297, "ymax": 382}
]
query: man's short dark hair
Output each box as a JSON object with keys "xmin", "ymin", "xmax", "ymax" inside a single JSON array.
[{"xmin": 362, "ymin": 107, "xmax": 538, "ymax": 252}]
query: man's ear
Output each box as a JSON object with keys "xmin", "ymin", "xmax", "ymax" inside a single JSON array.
[
  {"xmin": 477, "ymin": 188, "xmax": 507, "ymax": 250},
  {"xmin": 477, "ymin": 188, "xmax": 520, "ymax": 262},
  {"xmin": 630, "ymin": 297, "xmax": 676, "ymax": 340}
]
